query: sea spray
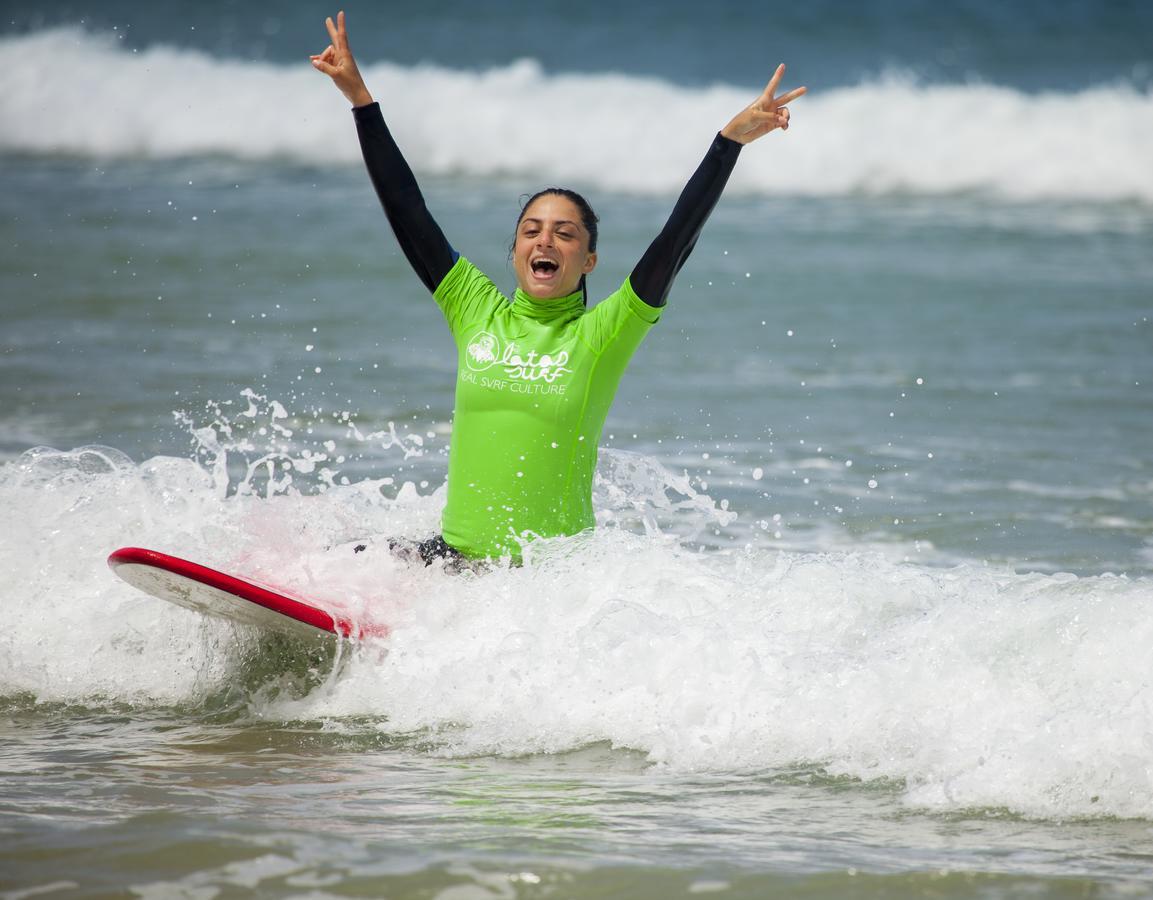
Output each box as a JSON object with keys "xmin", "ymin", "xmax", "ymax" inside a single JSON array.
[
  {"xmin": 271, "ymin": 539, "xmax": 1153, "ymax": 820},
  {"xmin": 2, "ymin": 393, "xmax": 1151, "ymax": 819},
  {"xmin": 0, "ymin": 390, "xmax": 736, "ymax": 700}
]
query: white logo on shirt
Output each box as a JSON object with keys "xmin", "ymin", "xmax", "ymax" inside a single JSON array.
[{"xmin": 466, "ymin": 331, "xmax": 572, "ymax": 383}]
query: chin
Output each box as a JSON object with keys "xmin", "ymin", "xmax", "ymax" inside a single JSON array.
[{"xmin": 525, "ymin": 280, "xmax": 576, "ymax": 299}]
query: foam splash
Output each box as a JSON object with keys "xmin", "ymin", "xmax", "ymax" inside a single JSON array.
[
  {"xmin": 173, "ymin": 388, "xmax": 429, "ymax": 499},
  {"xmin": 0, "ymin": 390, "xmax": 733, "ymax": 700},
  {"xmin": 275, "ymin": 543, "xmax": 1153, "ymax": 820},
  {"xmin": 3, "ymin": 27, "xmax": 1152, "ymax": 204},
  {"xmin": 2, "ymin": 396, "xmax": 1152, "ymax": 821}
]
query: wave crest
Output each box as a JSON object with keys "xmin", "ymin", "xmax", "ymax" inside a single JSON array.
[{"xmin": 3, "ymin": 28, "xmax": 1152, "ymax": 203}]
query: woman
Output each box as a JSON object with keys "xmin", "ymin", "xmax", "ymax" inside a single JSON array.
[{"xmin": 312, "ymin": 12, "xmax": 804, "ymax": 564}]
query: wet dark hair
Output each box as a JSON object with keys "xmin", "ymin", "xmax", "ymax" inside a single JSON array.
[{"xmin": 512, "ymin": 187, "xmax": 599, "ymax": 303}]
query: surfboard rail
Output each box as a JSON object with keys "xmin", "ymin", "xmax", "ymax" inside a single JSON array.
[{"xmin": 108, "ymin": 547, "xmax": 386, "ymax": 639}]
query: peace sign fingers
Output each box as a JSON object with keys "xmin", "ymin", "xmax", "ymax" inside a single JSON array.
[
  {"xmin": 755, "ymin": 65, "xmax": 807, "ymax": 113},
  {"xmin": 774, "ymin": 86, "xmax": 807, "ymax": 108},
  {"xmin": 721, "ymin": 63, "xmax": 807, "ymax": 145},
  {"xmin": 324, "ymin": 12, "xmax": 348, "ymax": 57},
  {"xmin": 759, "ymin": 64, "xmax": 787, "ymax": 107},
  {"xmin": 312, "ymin": 11, "xmax": 374, "ymax": 108}
]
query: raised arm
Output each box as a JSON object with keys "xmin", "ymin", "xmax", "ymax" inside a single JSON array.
[
  {"xmin": 631, "ymin": 64, "xmax": 806, "ymax": 308},
  {"xmin": 311, "ymin": 12, "xmax": 456, "ymax": 293}
]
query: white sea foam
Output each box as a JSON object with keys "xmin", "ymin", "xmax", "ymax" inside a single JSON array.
[
  {"xmin": 3, "ymin": 403, "xmax": 1153, "ymax": 822},
  {"xmin": 3, "ymin": 27, "xmax": 1153, "ymax": 204}
]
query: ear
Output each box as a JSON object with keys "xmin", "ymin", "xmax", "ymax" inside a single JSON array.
[{"xmin": 582, "ymin": 252, "xmax": 598, "ymax": 275}]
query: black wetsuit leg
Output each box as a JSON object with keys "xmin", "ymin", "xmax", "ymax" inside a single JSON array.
[
  {"xmin": 415, "ymin": 535, "xmax": 463, "ymax": 565},
  {"xmin": 385, "ymin": 535, "xmax": 465, "ymax": 568}
]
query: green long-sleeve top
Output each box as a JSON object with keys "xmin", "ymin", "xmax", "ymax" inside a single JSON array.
[{"xmin": 353, "ymin": 102, "xmax": 741, "ymax": 559}]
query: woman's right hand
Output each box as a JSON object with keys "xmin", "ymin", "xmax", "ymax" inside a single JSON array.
[{"xmin": 310, "ymin": 10, "xmax": 374, "ymax": 108}]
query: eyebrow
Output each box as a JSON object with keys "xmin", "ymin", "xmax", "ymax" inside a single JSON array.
[{"xmin": 520, "ymin": 218, "xmax": 581, "ymax": 229}]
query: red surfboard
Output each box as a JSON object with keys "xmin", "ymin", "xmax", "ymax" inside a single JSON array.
[{"xmin": 108, "ymin": 547, "xmax": 388, "ymax": 640}]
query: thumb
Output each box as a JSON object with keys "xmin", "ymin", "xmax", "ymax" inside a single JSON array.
[{"xmin": 311, "ymin": 57, "xmax": 338, "ymax": 77}]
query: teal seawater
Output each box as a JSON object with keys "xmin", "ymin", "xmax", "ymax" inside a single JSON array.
[
  {"xmin": 6, "ymin": 0, "xmax": 1153, "ymax": 90},
  {"xmin": 4, "ymin": 158, "xmax": 1150, "ymax": 574},
  {"xmin": 2, "ymin": 5, "xmax": 1153, "ymax": 898}
]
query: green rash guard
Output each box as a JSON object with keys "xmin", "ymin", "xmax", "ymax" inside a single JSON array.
[
  {"xmin": 352, "ymin": 102, "xmax": 741, "ymax": 561},
  {"xmin": 434, "ymin": 257, "xmax": 660, "ymax": 560}
]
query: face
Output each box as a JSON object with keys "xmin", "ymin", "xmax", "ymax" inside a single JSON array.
[{"xmin": 513, "ymin": 194, "xmax": 598, "ymax": 299}]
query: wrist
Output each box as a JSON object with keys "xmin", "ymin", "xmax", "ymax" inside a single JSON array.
[
  {"xmin": 714, "ymin": 120, "xmax": 751, "ymax": 144},
  {"xmin": 348, "ymin": 90, "xmax": 374, "ymax": 108},
  {"xmin": 720, "ymin": 121, "xmax": 747, "ymax": 145}
]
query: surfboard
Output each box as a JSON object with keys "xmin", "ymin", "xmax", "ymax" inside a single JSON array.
[{"xmin": 107, "ymin": 547, "xmax": 388, "ymax": 640}]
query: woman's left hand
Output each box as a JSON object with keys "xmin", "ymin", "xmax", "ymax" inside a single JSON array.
[{"xmin": 721, "ymin": 64, "xmax": 806, "ymax": 145}]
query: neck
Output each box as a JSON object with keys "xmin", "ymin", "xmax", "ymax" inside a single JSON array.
[{"xmin": 512, "ymin": 284, "xmax": 585, "ymax": 321}]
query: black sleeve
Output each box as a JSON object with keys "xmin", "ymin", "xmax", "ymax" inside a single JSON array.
[
  {"xmin": 353, "ymin": 102, "xmax": 457, "ymax": 294},
  {"xmin": 630, "ymin": 133, "xmax": 742, "ymax": 308}
]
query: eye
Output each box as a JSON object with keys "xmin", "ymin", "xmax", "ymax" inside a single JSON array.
[{"xmin": 557, "ymin": 231, "xmax": 575, "ymax": 241}]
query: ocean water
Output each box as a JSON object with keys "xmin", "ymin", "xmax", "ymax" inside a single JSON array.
[{"xmin": 2, "ymin": 1, "xmax": 1152, "ymax": 897}]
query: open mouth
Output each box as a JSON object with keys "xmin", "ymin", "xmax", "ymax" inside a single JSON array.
[{"xmin": 531, "ymin": 258, "xmax": 559, "ymax": 279}]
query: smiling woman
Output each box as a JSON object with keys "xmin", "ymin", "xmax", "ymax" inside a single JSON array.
[
  {"xmin": 514, "ymin": 187, "xmax": 599, "ymax": 302},
  {"xmin": 311, "ymin": 10, "xmax": 804, "ymax": 563}
]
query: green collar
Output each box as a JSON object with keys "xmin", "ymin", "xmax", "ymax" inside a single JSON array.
[{"xmin": 511, "ymin": 286, "xmax": 585, "ymax": 322}]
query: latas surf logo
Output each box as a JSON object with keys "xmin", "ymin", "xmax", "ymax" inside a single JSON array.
[{"xmin": 465, "ymin": 331, "xmax": 572, "ymax": 383}]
